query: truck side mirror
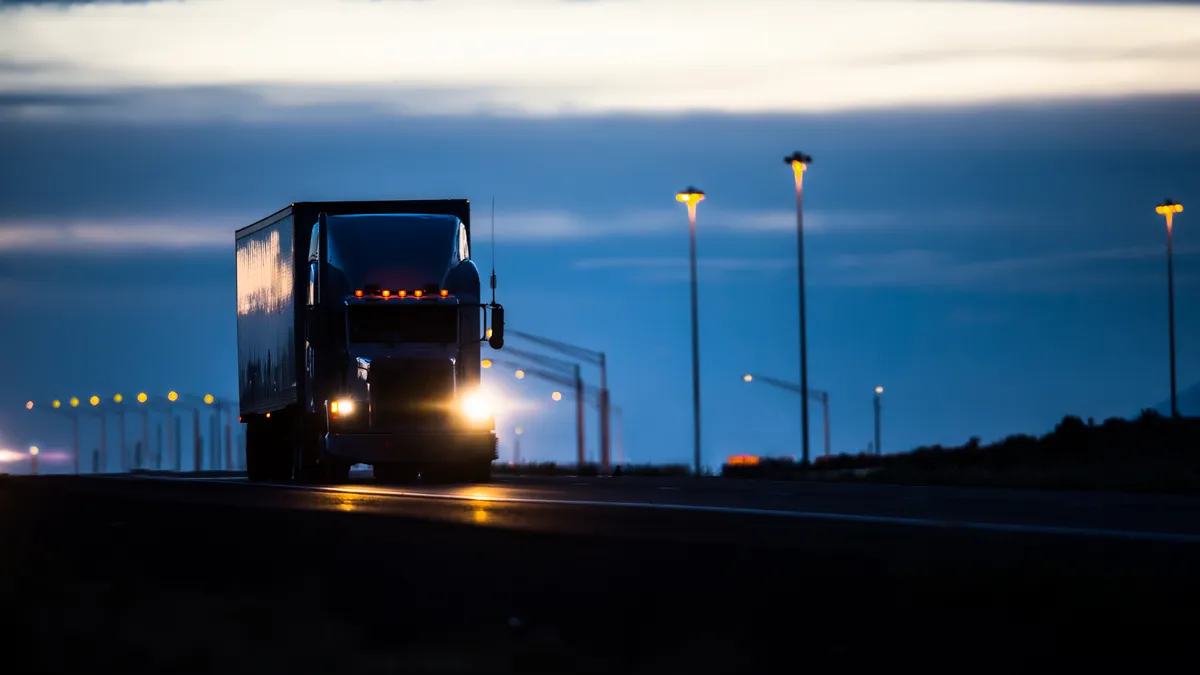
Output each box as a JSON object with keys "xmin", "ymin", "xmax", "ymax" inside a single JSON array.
[{"xmin": 488, "ymin": 305, "xmax": 504, "ymax": 350}]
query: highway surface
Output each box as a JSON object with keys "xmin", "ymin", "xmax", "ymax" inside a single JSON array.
[{"xmin": 3, "ymin": 472, "xmax": 1200, "ymax": 672}]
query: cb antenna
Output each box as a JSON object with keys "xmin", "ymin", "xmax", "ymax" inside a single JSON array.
[{"xmin": 490, "ymin": 196, "xmax": 497, "ymax": 306}]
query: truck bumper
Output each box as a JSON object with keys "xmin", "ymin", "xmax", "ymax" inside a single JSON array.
[{"xmin": 325, "ymin": 430, "xmax": 497, "ymax": 465}]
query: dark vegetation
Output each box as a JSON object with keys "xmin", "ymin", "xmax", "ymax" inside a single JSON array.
[
  {"xmin": 492, "ymin": 461, "xmax": 691, "ymax": 478},
  {"xmin": 723, "ymin": 410, "xmax": 1200, "ymax": 494}
]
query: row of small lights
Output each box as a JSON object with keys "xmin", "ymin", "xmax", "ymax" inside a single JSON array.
[
  {"xmin": 26, "ymin": 392, "xmax": 217, "ymax": 410},
  {"xmin": 480, "ymin": 360, "xmax": 564, "ymax": 401},
  {"xmin": 354, "ymin": 289, "xmax": 450, "ymax": 299}
]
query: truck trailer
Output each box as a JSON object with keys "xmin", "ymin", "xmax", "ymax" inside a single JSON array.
[{"xmin": 234, "ymin": 199, "xmax": 505, "ymax": 484}]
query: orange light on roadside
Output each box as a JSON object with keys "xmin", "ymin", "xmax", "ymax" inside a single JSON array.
[
  {"xmin": 727, "ymin": 454, "xmax": 761, "ymax": 466},
  {"xmin": 25, "ymin": 401, "xmax": 33, "ymax": 410},
  {"xmin": 398, "ymin": 290, "xmax": 407, "ymax": 298},
  {"xmin": 481, "ymin": 359, "xmax": 492, "ymax": 368},
  {"xmin": 355, "ymin": 290, "xmax": 364, "ymax": 298},
  {"xmin": 137, "ymin": 393, "xmax": 148, "ymax": 403},
  {"xmin": 52, "ymin": 400, "xmax": 61, "ymax": 409},
  {"xmin": 414, "ymin": 290, "xmax": 423, "ymax": 298},
  {"xmin": 113, "ymin": 394, "xmax": 123, "ymax": 403},
  {"xmin": 89, "ymin": 395, "xmax": 100, "ymax": 406},
  {"xmin": 167, "ymin": 391, "xmax": 178, "ymax": 402},
  {"xmin": 440, "ymin": 289, "xmax": 449, "ymax": 297},
  {"xmin": 381, "ymin": 290, "xmax": 390, "ymax": 298}
]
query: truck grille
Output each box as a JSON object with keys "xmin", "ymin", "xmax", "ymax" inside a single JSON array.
[{"xmin": 369, "ymin": 359, "xmax": 455, "ymax": 429}]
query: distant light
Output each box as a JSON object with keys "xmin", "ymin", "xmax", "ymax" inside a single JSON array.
[
  {"xmin": 29, "ymin": 446, "xmax": 39, "ymax": 456},
  {"xmin": 551, "ymin": 391, "xmax": 563, "ymax": 401},
  {"xmin": 69, "ymin": 397, "xmax": 79, "ymax": 408},
  {"xmin": 675, "ymin": 187, "xmax": 706, "ymax": 204},
  {"xmin": 397, "ymin": 290, "xmax": 407, "ymax": 298},
  {"xmin": 485, "ymin": 328, "xmax": 493, "ymax": 339},
  {"xmin": 167, "ymin": 391, "xmax": 179, "ymax": 402},
  {"xmin": 515, "ymin": 369, "xmax": 526, "ymax": 380},
  {"xmin": 875, "ymin": 386, "xmax": 884, "ymax": 394},
  {"xmin": 743, "ymin": 374, "xmax": 753, "ymax": 382},
  {"xmin": 440, "ymin": 289, "xmax": 449, "ymax": 298},
  {"xmin": 481, "ymin": 359, "xmax": 492, "ymax": 369},
  {"xmin": 413, "ymin": 290, "xmax": 423, "ymax": 298},
  {"xmin": 515, "ymin": 426, "xmax": 524, "ymax": 435},
  {"xmin": 113, "ymin": 394, "xmax": 123, "ymax": 403},
  {"xmin": 381, "ymin": 290, "xmax": 391, "ymax": 298},
  {"xmin": 52, "ymin": 400, "xmax": 61, "ymax": 409},
  {"xmin": 354, "ymin": 289, "xmax": 364, "ymax": 298},
  {"xmin": 137, "ymin": 392, "xmax": 148, "ymax": 404},
  {"xmin": 25, "ymin": 401, "xmax": 33, "ymax": 410},
  {"xmin": 203, "ymin": 394, "xmax": 214, "ymax": 405},
  {"xmin": 89, "ymin": 395, "xmax": 100, "ymax": 406}
]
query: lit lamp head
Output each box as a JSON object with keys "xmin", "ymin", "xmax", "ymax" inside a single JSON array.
[
  {"xmin": 203, "ymin": 394, "xmax": 214, "ymax": 405},
  {"xmin": 675, "ymin": 186, "xmax": 706, "ymax": 219},
  {"xmin": 784, "ymin": 151, "xmax": 813, "ymax": 189},
  {"xmin": 137, "ymin": 392, "xmax": 148, "ymax": 404},
  {"xmin": 875, "ymin": 386, "xmax": 884, "ymax": 395},
  {"xmin": 52, "ymin": 400, "xmax": 61, "ymax": 409},
  {"xmin": 167, "ymin": 391, "xmax": 179, "ymax": 402},
  {"xmin": 89, "ymin": 395, "xmax": 100, "ymax": 407},
  {"xmin": 113, "ymin": 394, "xmax": 123, "ymax": 404},
  {"xmin": 69, "ymin": 397, "xmax": 80, "ymax": 408},
  {"xmin": 743, "ymin": 374, "xmax": 753, "ymax": 383},
  {"xmin": 1157, "ymin": 199, "xmax": 1183, "ymax": 230},
  {"xmin": 25, "ymin": 400, "xmax": 33, "ymax": 410}
]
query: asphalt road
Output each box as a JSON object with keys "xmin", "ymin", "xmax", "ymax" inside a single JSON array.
[{"xmin": 3, "ymin": 472, "xmax": 1200, "ymax": 673}]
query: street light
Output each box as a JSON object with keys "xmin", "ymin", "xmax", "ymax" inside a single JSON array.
[
  {"xmin": 515, "ymin": 369, "xmax": 525, "ymax": 379},
  {"xmin": 873, "ymin": 386, "xmax": 884, "ymax": 456},
  {"xmin": 1156, "ymin": 199, "xmax": 1184, "ymax": 418},
  {"xmin": 551, "ymin": 391, "xmax": 563, "ymax": 401},
  {"xmin": 676, "ymin": 185, "xmax": 706, "ymax": 476},
  {"xmin": 513, "ymin": 426, "xmax": 524, "ymax": 464},
  {"xmin": 784, "ymin": 151, "xmax": 814, "ymax": 466},
  {"xmin": 29, "ymin": 445, "xmax": 39, "ymax": 476},
  {"xmin": 741, "ymin": 372, "xmax": 832, "ymax": 457},
  {"xmin": 25, "ymin": 400, "xmax": 33, "ymax": 410},
  {"xmin": 507, "ymin": 330, "xmax": 613, "ymax": 473}
]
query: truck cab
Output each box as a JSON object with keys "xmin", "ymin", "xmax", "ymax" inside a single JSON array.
[
  {"xmin": 236, "ymin": 199, "xmax": 504, "ymax": 486},
  {"xmin": 311, "ymin": 213, "xmax": 498, "ymax": 482}
]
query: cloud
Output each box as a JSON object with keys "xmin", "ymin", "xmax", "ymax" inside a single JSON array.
[
  {"xmin": 823, "ymin": 244, "xmax": 1200, "ymax": 289},
  {"xmin": 0, "ymin": 218, "xmax": 239, "ymax": 252},
  {"xmin": 0, "ymin": 207, "xmax": 906, "ymax": 252},
  {"xmin": 573, "ymin": 243, "xmax": 1200, "ymax": 289},
  {"xmin": 2, "ymin": 0, "xmax": 1200, "ymax": 118}
]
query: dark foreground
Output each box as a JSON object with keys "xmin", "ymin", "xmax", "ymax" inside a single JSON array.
[{"xmin": 2, "ymin": 475, "xmax": 1199, "ymax": 673}]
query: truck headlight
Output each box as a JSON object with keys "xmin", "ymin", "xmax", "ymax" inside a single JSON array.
[
  {"xmin": 460, "ymin": 391, "xmax": 492, "ymax": 422},
  {"xmin": 331, "ymin": 399, "xmax": 355, "ymax": 415}
]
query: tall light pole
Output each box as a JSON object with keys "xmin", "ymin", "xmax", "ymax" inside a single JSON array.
[
  {"xmin": 873, "ymin": 386, "xmax": 883, "ymax": 456},
  {"xmin": 113, "ymin": 394, "xmax": 126, "ymax": 472},
  {"xmin": 784, "ymin": 152, "xmax": 813, "ymax": 465},
  {"xmin": 89, "ymin": 395, "xmax": 105, "ymax": 473},
  {"xmin": 137, "ymin": 392, "xmax": 150, "ymax": 471},
  {"xmin": 676, "ymin": 186, "xmax": 706, "ymax": 476},
  {"xmin": 29, "ymin": 446, "xmax": 39, "ymax": 476},
  {"xmin": 513, "ymin": 426, "xmax": 523, "ymax": 465},
  {"xmin": 1156, "ymin": 199, "xmax": 1184, "ymax": 418}
]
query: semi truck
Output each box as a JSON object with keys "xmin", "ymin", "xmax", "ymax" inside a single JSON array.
[{"xmin": 234, "ymin": 199, "xmax": 505, "ymax": 484}]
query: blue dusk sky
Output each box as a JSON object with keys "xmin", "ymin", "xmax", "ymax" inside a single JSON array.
[{"xmin": 1, "ymin": 0, "xmax": 1199, "ymax": 470}]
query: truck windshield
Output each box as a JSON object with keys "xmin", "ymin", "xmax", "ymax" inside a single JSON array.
[
  {"xmin": 347, "ymin": 304, "xmax": 458, "ymax": 344},
  {"xmin": 326, "ymin": 214, "xmax": 459, "ymax": 293}
]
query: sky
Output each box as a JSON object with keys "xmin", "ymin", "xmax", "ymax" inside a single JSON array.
[{"xmin": 1, "ymin": 0, "xmax": 1199, "ymax": 471}]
